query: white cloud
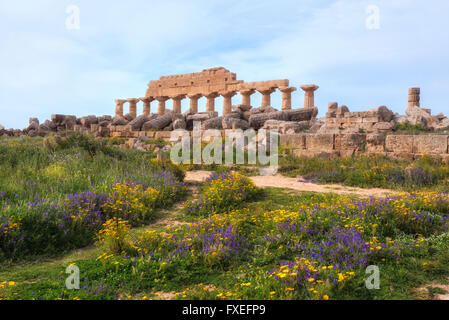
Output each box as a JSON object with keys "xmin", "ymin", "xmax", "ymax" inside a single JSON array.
[{"xmin": 0, "ymin": 0, "xmax": 448, "ymax": 127}]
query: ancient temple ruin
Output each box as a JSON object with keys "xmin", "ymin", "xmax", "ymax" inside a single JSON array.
[{"xmin": 114, "ymin": 67, "xmax": 316, "ymax": 117}]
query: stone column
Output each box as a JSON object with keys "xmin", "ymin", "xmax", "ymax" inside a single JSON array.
[
  {"xmin": 139, "ymin": 97, "xmax": 154, "ymax": 117},
  {"xmin": 205, "ymin": 92, "xmax": 219, "ymax": 113},
  {"xmin": 188, "ymin": 94, "xmax": 202, "ymax": 113},
  {"xmin": 221, "ymin": 91, "xmax": 237, "ymax": 115},
  {"xmin": 115, "ymin": 99, "xmax": 126, "ymax": 117},
  {"xmin": 240, "ymin": 89, "xmax": 256, "ymax": 106},
  {"xmin": 257, "ymin": 88, "xmax": 276, "ymax": 107},
  {"xmin": 155, "ymin": 96, "xmax": 169, "ymax": 115},
  {"xmin": 300, "ymin": 85, "xmax": 319, "ymax": 108},
  {"xmin": 127, "ymin": 98, "xmax": 140, "ymax": 119},
  {"xmin": 408, "ymin": 88, "xmax": 420, "ymax": 108},
  {"xmin": 279, "ymin": 86, "xmax": 297, "ymax": 110},
  {"xmin": 172, "ymin": 94, "xmax": 187, "ymax": 114}
]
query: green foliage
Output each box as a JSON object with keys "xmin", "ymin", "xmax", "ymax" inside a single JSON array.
[{"xmin": 279, "ymin": 154, "xmax": 449, "ymax": 191}]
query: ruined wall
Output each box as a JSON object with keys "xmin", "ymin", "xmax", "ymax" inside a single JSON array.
[{"xmin": 280, "ymin": 133, "xmax": 449, "ymax": 161}]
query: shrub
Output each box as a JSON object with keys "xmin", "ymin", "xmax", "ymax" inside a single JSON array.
[{"xmin": 184, "ymin": 171, "xmax": 259, "ymax": 216}]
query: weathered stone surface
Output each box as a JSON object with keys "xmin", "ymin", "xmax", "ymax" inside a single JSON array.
[
  {"xmin": 280, "ymin": 134, "xmax": 306, "ymax": 149},
  {"xmin": 367, "ymin": 106, "xmax": 394, "ymax": 122},
  {"xmin": 173, "ymin": 118, "xmax": 186, "ymax": 130},
  {"xmin": 145, "ymin": 112, "xmax": 173, "ymax": 131},
  {"xmin": 306, "ymin": 133, "xmax": 335, "ymax": 151},
  {"xmin": 385, "ymin": 135, "xmax": 413, "ymax": 153},
  {"xmin": 284, "ymin": 107, "xmax": 318, "ymax": 122},
  {"xmin": 155, "ymin": 131, "xmax": 173, "ymax": 139},
  {"xmin": 124, "ymin": 113, "xmax": 134, "ymax": 122},
  {"xmin": 222, "ymin": 117, "xmax": 250, "ymax": 130},
  {"xmin": 249, "ymin": 111, "xmax": 289, "ymax": 129},
  {"xmin": 335, "ymin": 134, "xmax": 366, "ymax": 151},
  {"xmin": 336, "ymin": 105, "xmax": 349, "ymax": 118},
  {"xmin": 412, "ymin": 135, "xmax": 448, "ymax": 154},
  {"xmin": 262, "ymin": 120, "xmax": 305, "ymax": 134},
  {"xmin": 27, "ymin": 118, "xmax": 40, "ymax": 131},
  {"xmin": 202, "ymin": 117, "xmax": 223, "ymax": 130},
  {"xmin": 232, "ymin": 104, "xmax": 252, "ymax": 113},
  {"xmin": 126, "ymin": 115, "xmax": 149, "ymax": 131},
  {"xmin": 373, "ymin": 122, "xmax": 395, "ymax": 132},
  {"xmin": 366, "ymin": 134, "xmax": 386, "ymax": 153},
  {"xmin": 405, "ymin": 106, "xmax": 434, "ymax": 127},
  {"xmin": 435, "ymin": 118, "xmax": 449, "ymax": 130},
  {"xmin": 80, "ymin": 115, "xmax": 98, "ymax": 128},
  {"xmin": 111, "ymin": 116, "xmax": 128, "ymax": 126}
]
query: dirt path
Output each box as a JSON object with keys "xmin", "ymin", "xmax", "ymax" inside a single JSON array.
[{"xmin": 185, "ymin": 171, "xmax": 398, "ymax": 198}]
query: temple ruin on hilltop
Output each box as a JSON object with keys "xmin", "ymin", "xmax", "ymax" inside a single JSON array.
[{"xmin": 114, "ymin": 67, "xmax": 318, "ymax": 117}]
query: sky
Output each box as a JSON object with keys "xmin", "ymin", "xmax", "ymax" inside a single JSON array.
[{"xmin": 1, "ymin": 0, "xmax": 448, "ymax": 129}]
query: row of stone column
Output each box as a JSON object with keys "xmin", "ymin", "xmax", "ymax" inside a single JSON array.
[{"xmin": 115, "ymin": 85, "xmax": 319, "ymax": 118}]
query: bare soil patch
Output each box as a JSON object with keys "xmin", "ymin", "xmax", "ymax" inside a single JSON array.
[{"xmin": 185, "ymin": 171, "xmax": 398, "ymax": 198}]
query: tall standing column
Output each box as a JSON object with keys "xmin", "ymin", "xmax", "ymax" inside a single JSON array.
[
  {"xmin": 205, "ymin": 92, "xmax": 219, "ymax": 113},
  {"xmin": 140, "ymin": 97, "xmax": 154, "ymax": 117},
  {"xmin": 279, "ymin": 86, "xmax": 297, "ymax": 110},
  {"xmin": 127, "ymin": 98, "xmax": 139, "ymax": 119},
  {"xmin": 300, "ymin": 85, "xmax": 319, "ymax": 108},
  {"xmin": 257, "ymin": 88, "xmax": 276, "ymax": 107},
  {"xmin": 240, "ymin": 89, "xmax": 256, "ymax": 106},
  {"xmin": 172, "ymin": 94, "xmax": 187, "ymax": 114},
  {"xmin": 155, "ymin": 96, "xmax": 169, "ymax": 115},
  {"xmin": 188, "ymin": 94, "xmax": 202, "ymax": 113},
  {"xmin": 115, "ymin": 99, "xmax": 126, "ymax": 117},
  {"xmin": 221, "ymin": 91, "xmax": 237, "ymax": 115},
  {"xmin": 408, "ymin": 88, "xmax": 420, "ymax": 108}
]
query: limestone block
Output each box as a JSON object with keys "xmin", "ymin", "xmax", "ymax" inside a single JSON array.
[
  {"xmin": 385, "ymin": 135, "xmax": 413, "ymax": 153},
  {"xmin": 306, "ymin": 134, "xmax": 335, "ymax": 152},
  {"xmin": 280, "ymin": 134, "xmax": 306, "ymax": 149},
  {"xmin": 412, "ymin": 135, "xmax": 448, "ymax": 154},
  {"xmin": 335, "ymin": 134, "xmax": 366, "ymax": 151},
  {"xmin": 373, "ymin": 122, "xmax": 395, "ymax": 132},
  {"xmin": 366, "ymin": 134, "xmax": 386, "ymax": 153}
]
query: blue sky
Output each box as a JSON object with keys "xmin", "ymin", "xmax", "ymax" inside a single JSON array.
[{"xmin": 1, "ymin": 0, "xmax": 448, "ymax": 129}]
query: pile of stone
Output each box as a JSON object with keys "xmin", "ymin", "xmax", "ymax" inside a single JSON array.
[
  {"xmin": 192, "ymin": 104, "xmax": 318, "ymax": 131},
  {"xmin": 320, "ymin": 103, "xmax": 395, "ymax": 134}
]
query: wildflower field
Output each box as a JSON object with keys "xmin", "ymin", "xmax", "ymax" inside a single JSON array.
[{"xmin": 1, "ymin": 135, "xmax": 449, "ymax": 300}]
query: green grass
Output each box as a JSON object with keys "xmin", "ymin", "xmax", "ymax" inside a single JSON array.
[
  {"xmin": 2, "ymin": 135, "xmax": 449, "ymax": 301},
  {"xmin": 2, "ymin": 187, "xmax": 449, "ymax": 300},
  {"xmin": 278, "ymin": 153, "xmax": 449, "ymax": 192}
]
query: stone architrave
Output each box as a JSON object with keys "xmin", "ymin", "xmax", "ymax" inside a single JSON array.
[
  {"xmin": 115, "ymin": 99, "xmax": 126, "ymax": 117},
  {"xmin": 205, "ymin": 92, "xmax": 220, "ymax": 113},
  {"xmin": 171, "ymin": 94, "xmax": 187, "ymax": 114},
  {"xmin": 140, "ymin": 97, "xmax": 154, "ymax": 117},
  {"xmin": 257, "ymin": 88, "xmax": 276, "ymax": 107},
  {"xmin": 240, "ymin": 89, "xmax": 256, "ymax": 106},
  {"xmin": 155, "ymin": 96, "xmax": 169, "ymax": 115},
  {"xmin": 127, "ymin": 98, "xmax": 140, "ymax": 119},
  {"xmin": 300, "ymin": 84, "xmax": 319, "ymax": 108},
  {"xmin": 221, "ymin": 91, "xmax": 237, "ymax": 115},
  {"xmin": 279, "ymin": 86, "xmax": 297, "ymax": 110},
  {"xmin": 187, "ymin": 94, "xmax": 202, "ymax": 113}
]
